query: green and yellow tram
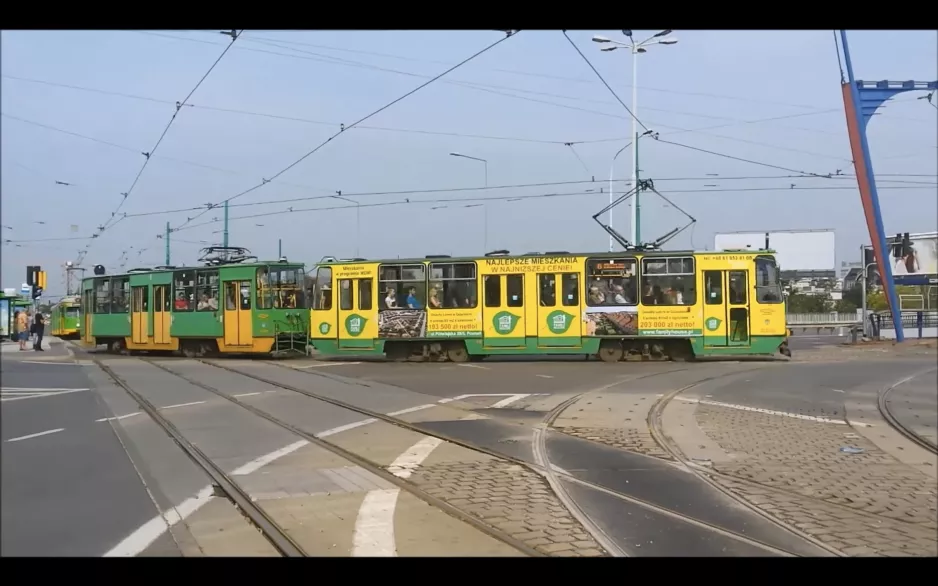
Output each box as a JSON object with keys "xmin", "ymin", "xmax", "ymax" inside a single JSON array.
[
  {"xmin": 50, "ymin": 295, "xmax": 82, "ymax": 339},
  {"xmin": 308, "ymin": 249, "xmax": 789, "ymax": 362},
  {"xmin": 80, "ymin": 254, "xmax": 308, "ymax": 356}
]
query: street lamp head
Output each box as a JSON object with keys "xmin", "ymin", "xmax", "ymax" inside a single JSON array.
[
  {"xmin": 653, "ymin": 29, "xmax": 672, "ymax": 37},
  {"xmin": 621, "ymin": 30, "xmax": 633, "ymax": 38},
  {"xmin": 636, "ymin": 47, "xmax": 647, "ymax": 53},
  {"xmin": 658, "ymin": 37, "xmax": 678, "ymax": 45},
  {"xmin": 592, "ymin": 35, "xmax": 612, "ymax": 43},
  {"xmin": 600, "ymin": 46, "xmax": 618, "ymax": 52},
  {"xmin": 449, "ymin": 152, "xmax": 461, "ymax": 157}
]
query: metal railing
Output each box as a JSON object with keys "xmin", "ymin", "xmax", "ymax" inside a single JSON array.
[
  {"xmin": 869, "ymin": 310, "xmax": 938, "ymax": 339},
  {"xmin": 786, "ymin": 312, "xmax": 862, "ymax": 326}
]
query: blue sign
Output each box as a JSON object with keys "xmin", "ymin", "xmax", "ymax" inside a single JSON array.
[{"xmin": 20, "ymin": 283, "xmax": 31, "ymax": 296}]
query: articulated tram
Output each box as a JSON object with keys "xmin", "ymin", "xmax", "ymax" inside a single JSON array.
[
  {"xmin": 80, "ymin": 252, "xmax": 308, "ymax": 356},
  {"xmin": 307, "ymin": 248, "xmax": 789, "ymax": 362}
]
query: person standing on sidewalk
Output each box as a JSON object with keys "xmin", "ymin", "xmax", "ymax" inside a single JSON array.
[
  {"xmin": 15, "ymin": 310, "xmax": 28, "ymax": 351},
  {"xmin": 33, "ymin": 311, "xmax": 45, "ymax": 351}
]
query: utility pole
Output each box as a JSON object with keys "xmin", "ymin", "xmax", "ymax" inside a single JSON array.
[
  {"xmin": 223, "ymin": 200, "xmax": 229, "ymax": 248},
  {"xmin": 631, "ymin": 46, "xmax": 641, "ymax": 246},
  {"xmin": 278, "ymin": 238, "xmax": 282, "ymax": 259},
  {"xmin": 165, "ymin": 222, "xmax": 171, "ymax": 265}
]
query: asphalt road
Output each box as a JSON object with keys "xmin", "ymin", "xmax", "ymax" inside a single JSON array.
[
  {"xmin": 1, "ymin": 352, "xmax": 164, "ymax": 556},
  {"xmin": 883, "ymin": 368, "xmax": 938, "ymax": 448}
]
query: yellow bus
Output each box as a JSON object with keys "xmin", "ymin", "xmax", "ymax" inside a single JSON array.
[{"xmin": 308, "ymin": 249, "xmax": 789, "ymax": 362}]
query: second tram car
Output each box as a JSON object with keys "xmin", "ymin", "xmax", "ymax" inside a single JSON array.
[
  {"xmin": 80, "ymin": 257, "xmax": 308, "ymax": 356},
  {"xmin": 50, "ymin": 295, "xmax": 82, "ymax": 339}
]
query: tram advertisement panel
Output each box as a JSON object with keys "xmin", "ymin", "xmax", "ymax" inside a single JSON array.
[
  {"xmin": 637, "ymin": 306, "xmax": 701, "ymax": 337},
  {"xmin": 426, "ymin": 310, "xmax": 482, "ymax": 338}
]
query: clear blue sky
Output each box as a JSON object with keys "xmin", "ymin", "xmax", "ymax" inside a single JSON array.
[{"xmin": 2, "ymin": 29, "xmax": 936, "ymax": 297}]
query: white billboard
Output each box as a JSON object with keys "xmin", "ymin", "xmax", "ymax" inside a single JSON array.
[
  {"xmin": 714, "ymin": 229, "xmax": 836, "ymax": 272},
  {"xmin": 889, "ymin": 232, "xmax": 938, "ymax": 285}
]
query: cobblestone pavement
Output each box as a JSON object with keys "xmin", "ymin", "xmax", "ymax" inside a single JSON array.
[
  {"xmin": 557, "ymin": 427, "xmax": 672, "ymax": 460},
  {"xmin": 695, "ymin": 404, "xmax": 938, "ymax": 556},
  {"xmin": 409, "ymin": 459, "xmax": 606, "ymax": 557}
]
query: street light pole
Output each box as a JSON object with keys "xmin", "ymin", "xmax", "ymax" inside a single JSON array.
[
  {"xmin": 593, "ymin": 30, "xmax": 678, "ymax": 246},
  {"xmin": 609, "ymin": 141, "xmax": 632, "ymax": 252}
]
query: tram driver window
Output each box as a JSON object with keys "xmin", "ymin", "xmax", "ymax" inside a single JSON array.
[
  {"xmin": 378, "ymin": 264, "xmax": 426, "ymax": 310},
  {"xmin": 586, "ymin": 258, "xmax": 637, "ymax": 306},
  {"xmin": 755, "ymin": 257, "xmax": 783, "ymax": 303},
  {"xmin": 640, "ymin": 257, "xmax": 696, "ymax": 306}
]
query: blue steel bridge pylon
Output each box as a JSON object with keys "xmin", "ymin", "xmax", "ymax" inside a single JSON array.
[{"xmin": 838, "ymin": 30, "xmax": 937, "ymax": 343}]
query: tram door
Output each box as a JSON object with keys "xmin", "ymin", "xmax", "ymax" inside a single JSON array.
[
  {"xmin": 82, "ymin": 290, "xmax": 94, "ymax": 345},
  {"xmin": 223, "ymin": 281, "xmax": 253, "ymax": 346},
  {"xmin": 482, "ymin": 274, "xmax": 527, "ymax": 348},
  {"xmin": 702, "ymin": 270, "xmax": 751, "ymax": 347},
  {"xmin": 153, "ymin": 285, "xmax": 172, "ymax": 345},
  {"xmin": 536, "ymin": 272, "xmax": 582, "ymax": 347},
  {"xmin": 131, "ymin": 286, "xmax": 149, "ymax": 344}
]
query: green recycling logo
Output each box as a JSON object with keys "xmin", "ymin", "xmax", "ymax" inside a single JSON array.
[
  {"xmin": 546, "ymin": 310, "xmax": 574, "ymax": 334},
  {"xmin": 705, "ymin": 317, "xmax": 722, "ymax": 332},
  {"xmin": 345, "ymin": 314, "xmax": 367, "ymax": 337},
  {"xmin": 318, "ymin": 322, "xmax": 331, "ymax": 335},
  {"xmin": 492, "ymin": 311, "xmax": 520, "ymax": 335}
]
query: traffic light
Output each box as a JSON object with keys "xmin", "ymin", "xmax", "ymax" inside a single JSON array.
[
  {"xmin": 38, "ymin": 270, "xmax": 47, "ymax": 290},
  {"xmin": 27, "ymin": 265, "xmax": 40, "ymax": 286},
  {"xmin": 32, "ymin": 285, "xmax": 43, "ymax": 299}
]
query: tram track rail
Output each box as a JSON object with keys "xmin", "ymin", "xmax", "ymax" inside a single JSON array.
[
  {"xmin": 647, "ymin": 367, "xmax": 845, "ymax": 557},
  {"xmin": 877, "ymin": 367, "xmax": 938, "ymax": 456},
  {"xmin": 198, "ymin": 358, "xmax": 815, "ymax": 557},
  {"xmin": 89, "ymin": 357, "xmax": 307, "ymax": 557}
]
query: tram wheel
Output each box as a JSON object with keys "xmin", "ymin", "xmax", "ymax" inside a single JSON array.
[
  {"xmin": 446, "ymin": 343, "xmax": 470, "ymax": 363},
  {"xmin": 597, "ymin": 341, "xmax": 624, "ymax": 363},
  {"xmin": 110, "ymin": 339, "xmax": 128, "ymax": 355}
]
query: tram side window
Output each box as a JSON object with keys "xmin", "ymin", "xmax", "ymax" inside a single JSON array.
[
  {"xmin": 94, "ymin": 279, "xmax": 110, "ymax": 313},
  {"xmin": 112, "ymin": 278, "xmax": 130, "ymax": 313},
  {"xmin": 641, "ymin": 257, "xmax": 696, "ymax": 306},
  {"xmin": 539, "ymin": 274, "xmax": 556, "ymax": 307},
  {"xmin": 196, "ymin": 270, "xmax": 219, "ymax": 311},
  {"xmin": 506, "ymin": 275, "xmax": 523, "ymax": 308},
  {"xmin": 484, "ymin": 276, "xmax": 501, "ymax": 307},
  {"xmin": 755, "ymin": 257, "xmax": 783, "ymax": 303},
  {"xmin": 586, "ymin": 258, "xmax": 637, "ymax": 306},
  {"xmin": 359, "ymin": 279, "xmax": 373, "ymax": 311},
  {"xmin": 314, "ymin": 267, "xmax": 333, "ymax": 310},
  {"xmin": 339, "ymin": 279, "xmax": 353, "ymax": 311},
  {"xmin": 429, "ymin": 262, "xmax": 477, "ymax": 309},
  {"xmin": 704, "ymin": 271, "xmax": 723, "ymax": 305},
  {"xmin": 256, "ymin": 266, "xmax": 302, "ymax": 309},
  {"xmin": 173, "ymin": 271, "xmax": 195, "ymax": 311},
  {"xmin": 378, "ymin": 264, "xmax": 426, "ymax": 310},
  {"xmin": 562, "ymin": 273, "xmax": 579, "ymax": 306}
]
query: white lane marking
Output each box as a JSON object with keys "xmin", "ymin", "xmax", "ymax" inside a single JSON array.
[
  {"xmin": 1, "ymin": 389, "xmax": 90, "ymax": 402},
  {"xmin": 353, "ymin": 489, "xmax": 400, "ymax": 556},
  {"xmin": 2, "ymin": 387, "xmax": 90, "ymax": 392},
  {"xmin": 6, "ymin": 428, "xmax": 65, "ymax": 442},
  {"xmin": 352, "ymin": 412, "xmax": 482, "ymax": 557},
  {"xmin": 440, "ymin": 393, "xmax": 550, "ymax": 403},
  {"xmin": 295, "ymin": 361, "xmax": 362, "ymax": 369},
  {"xmin": 831, "ymin": 389, "xmax": 845, "ymax": 393},
  {"xmin": 232, "ymin": 440, "xmax": 309, "ymax": 476},
  {"xmin": 491, "ymin": 394, "xmax": 531, "ymax": 409},
  {"xmin": 318, "ymin": 418, "xmax": 377, "ymax": 437},
  {"xmin": 388, "ymin": 404, "xmax": 435, "ymax": 416},
  {"xmin": 104, "ymin": 486, "xmax": 215, "ymax": 557},
  {"xmin": 96, "ymin": 412, "xmax": 142, "ymax": 423},
  {"xmin": 676, "ymin": 397, "xmax": 847, "ymax": 425},
  {"xmin": 536, "ymin": 374, "xmax": 554, "ymax": 379},
  {"xmin": 18, "ymin": 360, "xmax": 82, "ymax": 365},
  {"xmin": 159, "ymin": 401, "xmax": 206, "ymax": 411},
  {"xmin": 232, "ymin": 392, "xmax": 261, "ymax": 398},
  {"xmin": 457, "ymin": 363, "xmax": 489, "ymax": 370}
]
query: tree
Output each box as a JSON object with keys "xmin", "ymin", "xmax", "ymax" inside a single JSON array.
[{"xmin": 786, "ymin": 292, "xmax": 832, "ymax": 313}]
